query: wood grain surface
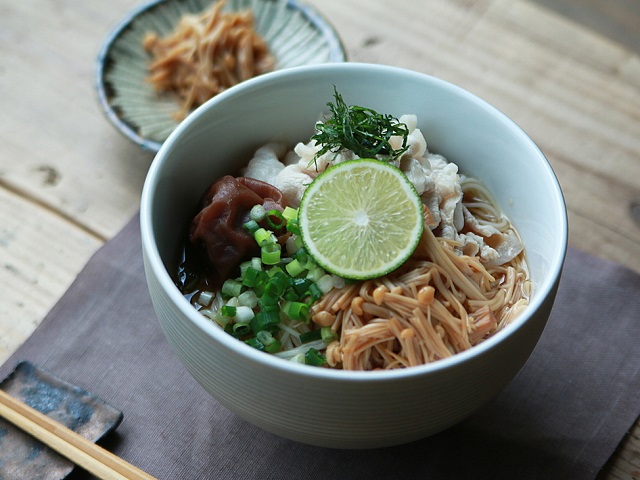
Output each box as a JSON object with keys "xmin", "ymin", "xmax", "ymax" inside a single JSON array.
[{"xmin": 0, "ymin": 0, "xmax": 638, "ymax": 478}]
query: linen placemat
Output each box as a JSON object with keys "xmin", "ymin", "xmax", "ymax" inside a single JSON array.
[{"xmin": 1, "ymin": 214, "xmax": 639, "ymax": 480}]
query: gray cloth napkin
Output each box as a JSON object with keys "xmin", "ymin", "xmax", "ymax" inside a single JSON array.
[{"xmin": 2, "ymin": 214, "xmax": 639, "ymax": 480}]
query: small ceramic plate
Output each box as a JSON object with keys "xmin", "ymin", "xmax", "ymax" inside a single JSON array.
[{"xmin": 96, "ymin": 0, "xmax": 347, "ymax": 152}]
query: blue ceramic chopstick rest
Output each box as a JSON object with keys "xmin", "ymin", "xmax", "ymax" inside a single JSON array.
[{"xmin": 0, "ymin": 361, "xmax": 123, "ymax": 479}]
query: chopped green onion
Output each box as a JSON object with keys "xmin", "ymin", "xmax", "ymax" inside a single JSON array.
[
  {"xmin": 302, "ymin": 256, "xmax": 317, "ymax": 271},
  {"xmin": 306, "ymin": 267, "xmax": 325, "ymax": 283},
  {"xmin": 293, "ymin": 250, "xmax": 315, "ymax": 271},
  {"xmin": 287, "ymin": 302, "xmax": 310, "ymax": 322},
  {"xmin": 243, "ymin": 220, "xmax": 260, "ymax": 235},
  {"xmin": 241, "ymin": 267, "xmax": 261, "ymax": 287},
  {"xmin": 292, "ymin": 278, "xmax": 313, "ymax": 296},
  {"xmin": 300, "ymin": 329, "xmax": 321, "ymax": 343},
  {"xmin": 290, "ymin": 353, "xmax": 306, "ymax": 364},
  {"xmin": 261, "ymin": 243, "xmax": 281, "ymax": 265},
  {"xmin": 250, "ymin": 204, "xmax": 266, "ymax": 222},
  {"xmin": 282, "ymin": 288, "xmax": 299, "ymax": 301},
  {"xmin": 211, "ymin": 311, "xmax": 230, "ymax": 328},
  {"xmin": 285, "ymin": 258, "xmax": 306, "ymax": 277},
  {"xmin": 256, "ymin": 330, "xmax": 274, "ymax": 345},
  {"xmin": 293, "ymin": 247, "xmax": 308, "ymax": 260},
  {"xmin": 256, "ymin": 330, "xmax": 282, "ymax": 353},
  {"xmin": 235, "ymin": 306, "xmax": 255, "ymax": 323},
  {"xmin": 266, "ymin": 209, "xmax": 286, "ymax": 230},
  {"xmin": 264, "ymin": 338, "xmax": 282, "ymax": 353},
  {"xmin": 258, "ymin": 294, "xmax": 280, "ymax": 308},
  {"xmin": 264, "ymin": 266, "xmax": 282, "ymax": 277},
  {"xmin": 308, "ymin": 283, "xmax": 323, "ymax": 302},
  {"xmin": 264, "ymin": 272, "xmax": 289, "ymax": 297},
  {"xmin": 304, "ymin": 348, "xmax": 327, "ymax": 366},
  {"xmin": 245, "ymin": 337, "xmax": 265, "ymax": 350},
  {"xmin": 239, "ymin": 261, "xmax": 252, "ymax": 277},
  {"xmin": 225, "ymin": 297, "xmax": 239, "ymax": 307},
  {"xmin": 250, "ymin": 310, "xmax": 280, "ymax": 334},
  {"xmin": 282, "ymin": 206, "xmax": 298, "ymax": 222},
  {"xmin": 251, "ymin": 257, "xmax": 262, "ymax": 271},
  {"xmin": 196, "ymin": 290, "xmax": 214, "ymax": 307},
  {"xmin": 316, "ymin": 274, "xmax": 334, "ymax": 294},
  {"xmin": 286, "ymin": 217, "xmax": 301, "ymax": 235},
  {"xmin": 221, "ymin": 305, "xmax": 237, "ymax": 317},
  {"xmin": 332, "ymin": 275, "xmax": 347, "ymax": 289},
  {"xmin": 232, "ymin": 322, "xmax": 251, "ymax": 337},
  {"xmin": 237, "ymin": 290, "xmax": 258, "ymax": 308},
  {"xmin": 251, "ymin": 272, "xmax": 269, "ymax": 297},
  {"xmin": 213, "ymin": 201, "xmax": 333, "ymax": 356},
  {"xmin": 254, "ymin": 228, "xmax": 274, "ymax": 246},
  {"xmin": 221, "ymin": 279, "xmax": 243, "ymax": 298},
  {"xmin": 321, "ymin": 327, "xmax": 338, "ymax": 344},
  {"xmin": 285, "ymin": 235, "xmax": 303, "ymax": 255}
]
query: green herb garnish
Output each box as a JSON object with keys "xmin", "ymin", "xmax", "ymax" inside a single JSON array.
[{"xmin": 311, "ymin": 87, "xmax": 410, "ymax": 168}]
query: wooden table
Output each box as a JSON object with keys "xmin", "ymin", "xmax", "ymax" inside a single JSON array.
[{"xmin": 1, "ymin": 0, "xmax": 638, "ymax": 477}]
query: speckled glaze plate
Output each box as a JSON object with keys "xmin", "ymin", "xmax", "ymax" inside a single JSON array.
[
  {"xmin": 0, "ymin": 361, "xmax": 123, "ymax": 480},
  {"xmin": 96, "ymin": 0, "xmax": 347, "ymax": 152}
]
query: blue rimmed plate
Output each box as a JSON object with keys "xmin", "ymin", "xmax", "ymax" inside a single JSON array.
[{"xmin": 96, "ymin": 0, "xmax": 347, "ymax": 152}]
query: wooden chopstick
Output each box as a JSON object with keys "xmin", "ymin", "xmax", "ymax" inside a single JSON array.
[{"xmin": 0, "ymin": 389, "xmax": 156, "ymax": 480}]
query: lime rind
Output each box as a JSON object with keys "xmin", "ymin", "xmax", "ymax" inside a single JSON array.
[{"xmin": 299, "ymin": 158, "xmax": 424, "ymax": 280}]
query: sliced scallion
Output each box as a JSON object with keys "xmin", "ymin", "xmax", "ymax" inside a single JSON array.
[
  {"xmin": 266, "ymin": 209, "xmax": 286, "ymax": 230},
  {"xmin": 292, "ymin": 278, "xmax": 313, "ymax": 296},
  {"xmin": 316, "ymin": 274, "xmax": 334, "ymax": 294},
  {"xmin": 251, "ymin": 257, "xmax": 262, "ymax": 271},
  {"xmin": 286, "ymin": 217, "xmax": 301, "ymax": 235},
  {"xmin": 196, "ymin": 290, "xmax": 214, "ymax": 307},
  {"xmin": 261, "ymin": 243, "xmax": 281, "ymax": 265},
  {"xmin": 250, "ymin": 204, "xmax": 266, "ymax": 222},
  {"xmin": 250, "ymin": 310, "xmax": 280, "ymax": 334},
  {"xmin": 264, "ymin": 272, "xmax": 289, "ymax": 297},
  {"xmin": 254, "ymin": 228, "xmax": 273, "ymax": 246},
  {"xmin": 256, "ymin": 330, "xmax": 282, "ymax": 353},
  {"xmin": 290, "ymin": 353, "xmax": 306, "ymax": 364},
  {"xmin": 282, "ymin": 206, "xmax": 298, "ymax": 222},
  {"xmin": 300, "ymin": 329, "xmax": 321, "ymax": 343},
  {"xmin": 237, "ymin": 290, "xmax": 258, "ymax": 308},
  {"xmin": 285, "ymin": 258, "xmax": 305, "ymax": 277},
  {"xmin": 321, "ymin": 326, "xmax": 338, "ymax": 344},
  {"xmin": 243, "ymin": 220, "xmax": 260, "ymax": 235},
  {"xmin": 304, "ymin": 348, "xmax": 326, "ymax": 366},
  {"xmin": 287, "ymin": 302, "xmax": 310, "ymax": 322},
  {"xmin": 221, "ymin": 279, "xmax": 243, "ymax": 298},
  {"xmin": 234, "ymin": 306, "xmax": 255, "ymax": 323},
  {"xmin": 221, "ymin": 305, "xmax": 237, "ymax": 317},
  {"xmin": 245, "ymin": 337, "xmax": 265, "ymax": 350},
  {"xmin": 256, "ymin": 330, "xmax": 274, "ymax": 345},
  {"xmin": 232, "ymin": 322, "xmax": 251, "ymax": 337},
  {"xmin": 306, "ymin": 267, "xmax": 325, "ymax": 283},
  {"xmin": 258, "ymin": 295, "xmax": 280, "ymax": 308},
  {"xmin": 308, "ymin": 283, "xmax": 323, "ymax": 302},
  {"xmin": 264, "ymin": 338, "xmax": 282, "ymax": 353},
  {"xmin": 241, "ymin": 267, "xmax": 261, "ymax": 287}
]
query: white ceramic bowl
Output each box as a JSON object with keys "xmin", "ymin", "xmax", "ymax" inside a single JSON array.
[{"xmin": 140, "ymin": 63, "xmax": 567, "ymax": 449}]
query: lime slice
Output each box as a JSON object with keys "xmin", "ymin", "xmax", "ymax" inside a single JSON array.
[{"xmin": 299, "ymin": 158, "xmax": 424, "ymax": 280}]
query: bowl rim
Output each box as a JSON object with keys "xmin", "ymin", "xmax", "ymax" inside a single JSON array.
[
  {"xmin": 95, "ymin": 0, "xmax": 347, "ymax": 153},
  {"xmin": 140, "ymin": 62, "xmax": 568, "ymax": 382}
]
